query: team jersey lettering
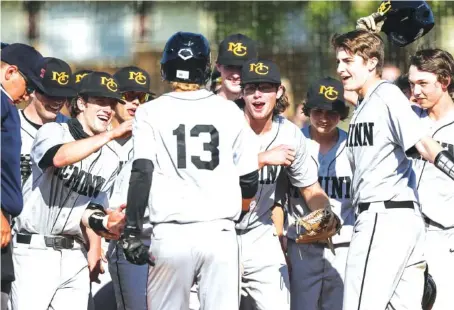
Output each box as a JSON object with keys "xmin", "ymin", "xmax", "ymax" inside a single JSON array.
[
  {"xmin": 347, "ymin": 122, "xmax": 374, "ymax": 147},
  {"xmin": 54, "ymin": 165, "xmax": 106, "ymax": 198},
  {"xmin": 259, "ymin": 165, "xmax": 281, "ymax": 184},
  {"xmin": 291, "ymin": 176, "xmax": 351, "ymax": 199},
  {"xmin": 20, "ymin": 153, "xmax": 32, "ymax": 185}
]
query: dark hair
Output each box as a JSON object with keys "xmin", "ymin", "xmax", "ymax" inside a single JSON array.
[
  {"xmin": 69, "ymin": 95, "xmax": 89, "ymax": 118},
  {"xmin": 394, "ymin": 74, "xmax": 411, "ymax": 92},
  {"xmin": 331, "ymin": 29, "xmax": 385, "ymax": 76},
  {"xmin": 410, "ymin": 48, "xmax": 454, "ymax": 92},
  {"xmin": 301, "ymin": 99, "xmax": 350, "ymax": 121}
]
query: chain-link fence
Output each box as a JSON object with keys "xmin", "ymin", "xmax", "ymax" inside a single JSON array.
[{"xmin": 2, "ymin": 1, "xmax": 454, "ymax": 118}]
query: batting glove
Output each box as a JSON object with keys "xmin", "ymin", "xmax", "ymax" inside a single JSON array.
[
  {"xmin": 120, "ymin": 227, "xmax": 155, "ymax": 266},
  {"xmin": 356, "ymin": 12, "xmax": 385, "ymax": 33}
]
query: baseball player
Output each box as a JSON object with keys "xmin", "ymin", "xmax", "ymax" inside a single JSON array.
[
  {"xmin": 237, "ymin": 59, "xmax": 332, "ymax": 310},
  {"xmin": 11, "ymin": 71, "xmax": 131, "ymax": 310},
  {"xmin": 283, "ymin": 77, "xmax": 353, "ymax": 310},
  {"xmin": 19, "ymin": 57, "xmax": 75, "ymax": 187},
  {"xmin": 408, "ymin": 48, "xmax": 454, "ymax": 310},
  {"xmin": 105, "ymin": 65, "xmax": 155, "ymax": 310},
  {"xmin": 216, "ymin": 33, "xmax": 258, "ymax": 101},
  {"xmin": 119, "ymin": 31, "xmax": 259, "ymax": 310},
  {"xmin": 332, "ymin": 29, "xmax": 454, "ymax": 310}
]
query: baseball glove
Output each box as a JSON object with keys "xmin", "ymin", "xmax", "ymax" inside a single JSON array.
[{"xmin": 295, "ymin": 208, "xmax": 341, "ymax": 244}]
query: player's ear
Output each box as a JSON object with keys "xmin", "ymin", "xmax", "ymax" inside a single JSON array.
[
  {"xmin": 276, "ymin": 85, "xmax": 285, "ymax": 100},
  {"xmin": 367, "ymin": 57, "xmax": 379, "ymax": 72},
  {"xmin": 76, "ymin": 96, "xmax": 87, "ymax": 112},
  {"xmin": 215, "ymin": 63, "xmax": 222, "ymax": 73}
]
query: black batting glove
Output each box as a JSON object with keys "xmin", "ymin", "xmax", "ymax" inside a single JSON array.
[{"xmin": 120, "ymin": 227, "xmax": 155, "ymax": 266}]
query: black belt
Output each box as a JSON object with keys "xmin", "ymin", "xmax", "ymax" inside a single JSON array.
[
  {"xmin": 358, "ymin": 201, "xmax": 414, "ymax": 214},
  {"xmin": 16, "ymin": 233, "xmax": 75, "ymax": 250}
]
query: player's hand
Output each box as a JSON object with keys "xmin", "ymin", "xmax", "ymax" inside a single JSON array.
[
  {"xmin": 260, "ymin": 145, "xmax": 296, "ymax": 167},
  {"xmin": 356, "ymin": 12, "xmax": 385, "ymax": 33},
  {"xmin": 105, "ymin": 204, "xmax": 127, "ymax": 239},
  {"xmin": 110, "ymin": 119, "xmax": 133, "ymax": 140},
  {"xmin": 120, "ymin": 228, "xmax": 155, "ymax": 266},
  {"xmin": 1, "ymin": 211, "xmax": 12, "ymax": 248},
  {"xmin": 87, "ymin": 247, "xmax": 105, "ymax": 283}
]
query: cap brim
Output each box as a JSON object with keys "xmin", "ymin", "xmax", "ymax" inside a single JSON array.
[
  {"xmin": 216, "ymin": 58, "xmax": 246, "ymax": 67},
  {"xmin": 119, "ymin": 86, "xmax": 153, "ymax": 94},
  {"xmin": 241, "ymin": 78, "xmax": 281, "ymax": 85},
  {"xmin": 79, "ymin": 90, "xmax": 126, "ymax": 104}
]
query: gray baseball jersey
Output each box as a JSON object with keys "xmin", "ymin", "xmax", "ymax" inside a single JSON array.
[
  {"xmin": 237, "ymin": 115, "xmax": 318, "ymax": 230},
  {"xmin": 346, "ymin": 81, "xmax": 424, "ymax": 206},
  {"xmin": 283, "ymin": 127, "xmax": 354, "ymax": 243},
  {"xmin": 132, "ymin": 89, "xmax": 259, "ymax": 224},
  {"xmin": 412, "ymin": 106, "xmax": 454, "ymax": 227},
  {"xmin": 18, "ymin": 110, "xmax": 40, "ymax": 187},
  {"xmin": 15, "ymin": 122, "xmax": 120, "ymax": 241}
]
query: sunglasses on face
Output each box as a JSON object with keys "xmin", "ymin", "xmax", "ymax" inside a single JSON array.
[
  {"xmin": 121, "ymin": 92, "xmax": 150, "ymax": 104},
  {"xmin": 17, "ymin": 70, "xmax": 36, "ymax": 95},
  {"xmin": 243, "ymin": 83, "xmax": 277, "ymax": 95}
]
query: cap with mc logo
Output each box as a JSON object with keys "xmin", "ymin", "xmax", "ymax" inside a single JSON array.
[
  {"xmin": 35, "ymin": 57, "xmax": 77, "ymax": 98},
  {"xmin": 78, "ymin": 71, "xmax": 126, "ymax": 104},
  {"xmin": 217, "ymin": 34, "xmax": 258, "ymax": 67},
  {"xmin": 113, "ymin": 66, "xmax": 155, "ymax": 96},
  {"xmin": 241, "ymin": 59, "xmax": 281, "ymax": 85},
  {"xmin": 306, "ymin": 77, "xmax": 346, "ymax": 112}
]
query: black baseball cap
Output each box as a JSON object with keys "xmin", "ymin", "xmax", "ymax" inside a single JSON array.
[
  {"xmin": 241, "ymin": 59, "xmax": 281, "ymax": 85},
  {"xmin": 78, "ymin": 71, "xmax": 126, "ymax": 104},
  {"xmin": 1, "ymin": 43, "xmax": 44, "ymax": 90},
  {"xmin": 306, "ymin": 77, "xmax": 346, "ymax": 112},
  {"xmin": 72, "ymin": 69, "xmax": 93, "ymax": 93},
  {"xmin": 35, "ymin": 57, "xmax": 77, "ymax": 98},
  {"xmin": 113, "ymin": 66, "xmax": 155, "ymax": 96},
  {"xmin": 217, "ymin": 34, "xmax": 258, "ymax": 67}
]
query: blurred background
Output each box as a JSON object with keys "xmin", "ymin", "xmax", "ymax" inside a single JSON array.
[{"xmin": 2, "ymin": 0, "xmax": 454, "ymax": 129}]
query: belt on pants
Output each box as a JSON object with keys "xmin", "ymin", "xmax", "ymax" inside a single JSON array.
[
  {"xmin": 16, "ymin": 233, "xmax": 75, "ymax": 250},
  {"xmin": 358, "ymin": 200, "xmax": 414, "ymax": 214}
]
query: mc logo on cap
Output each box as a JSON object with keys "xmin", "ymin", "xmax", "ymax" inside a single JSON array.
[
  {"xmin": 101, "ymin": 77, "xmax": 118, "ymax": 92},
  {"xmin": 76, "ymin": 73, "xmax": 89, "ymax": 83},
  {"xmin": 249, "ymin": 62, "xmax": 269, "ymax": 75},
  {"xmin": 319, "ymin": 85, "xmax": 338, "ymax": 100},
  {"xmin": 129, "ymin": 71, "xmax": 147, "ymax": 85},
  {"xmin": 228, "ymin": 42, "xmax": 247, "ymax": 57},
  {"xmin": 52, "ymin": 71, "xmax": 69, "ymax": 85},
  {"xmin": 378, "ymin": 0, "xmax": 391, "ymax": 14}
]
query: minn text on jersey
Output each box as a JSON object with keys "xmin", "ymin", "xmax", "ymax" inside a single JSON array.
[
  {"xmin": 347, "ymin": 122, "xmax": 374, "ymax": 147},
  {"xmin": 54, "ymin": 165, "xmax": 106, "ymax": 198}
]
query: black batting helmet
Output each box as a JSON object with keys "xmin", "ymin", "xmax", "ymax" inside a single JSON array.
[
  {"xmin": 160, "ymin": 32, "xmax": 211, "ymax": 85},
  {"xmin": 380, "ymin": 0, "xmax": 435, "ymax": 47}
]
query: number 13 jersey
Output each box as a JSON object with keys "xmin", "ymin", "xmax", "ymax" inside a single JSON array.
[{"xmin": 133, "ymin": 89, "xmax": 259, "ymax": 224}]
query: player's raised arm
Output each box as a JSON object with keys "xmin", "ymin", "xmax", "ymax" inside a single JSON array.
[
  {"xmin": 415, "ymin": 138, "xmax": 454, "ymax": 181},
  {"xmin": 31, "ymin": 72, "xmax": 132, "ymax": 170}
]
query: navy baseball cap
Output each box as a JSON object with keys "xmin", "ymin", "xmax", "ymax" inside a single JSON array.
[
  {"xmin": 113, "ymin": 66, "xmax": 155, "ymax": 96},
  {"xmin": 217, "ymin": 34, "xmax": 258, "ymax": 67},
  {"xmin": 73, "ymin": 69, "xmax": 93, "ymax": 92},
  {"xmin": 1, "ymin": 43, "xmax": 44, "ymax": 90},
  {"xmin": 36, "ymin": 57, "xmax": 77, "ymax": 98},
  {"xmin": 78, "ymin": 71, "xmax": 126, "ymax": 104},
  {"xmin": 241, "ymin": 59, "xmax": 281, "ymax": 85},
  {"xmin": 306, "ymin": 77, "xmax": 346, "ymax": 112}
]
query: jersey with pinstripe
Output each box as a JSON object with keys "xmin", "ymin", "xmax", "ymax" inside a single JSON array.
[
  {"xmin": 412, "ymin": 106, "xmax": 454, "ymax": 227},
  {"xmin": 283, "ymin": 127, "xmax": 354, "ymax": 243},
  {"xmin": 15, "ymin": 122, "xmax": 120, "ymax": 242},
  {"xmin": 18, "ymin": 110, "xmax": 67, "ymax": 187},
  {"xmin": 237, "ymin": 116, "xmax": 318, "ymax": 230}
]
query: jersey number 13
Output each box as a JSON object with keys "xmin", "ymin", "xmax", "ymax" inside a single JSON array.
[{"xmin": 173, "ymin": 124, "xmax": 219, "ymax": 170}]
